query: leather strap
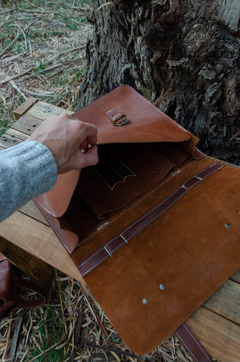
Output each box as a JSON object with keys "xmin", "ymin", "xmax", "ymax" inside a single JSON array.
[
  {"xmin": 175, "ymin": 323, "xmax": 213, "ymax": 362},
  {"xmin": 78, "ymin": 162, "xmax": 224, "ymax": 276},
  {"xmin": 2, "ymin": 278, "xmax": 47, "ymax": 317}
]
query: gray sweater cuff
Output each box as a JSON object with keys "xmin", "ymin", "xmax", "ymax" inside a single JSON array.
[{"xmin": 0, "ymin": 141, "xmax": 57, "ymax": 222}]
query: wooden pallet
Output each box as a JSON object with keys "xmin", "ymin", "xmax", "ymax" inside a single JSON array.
[{"xmin": 0, "ymin": 99, "xmax": 240, "ymax": 361}]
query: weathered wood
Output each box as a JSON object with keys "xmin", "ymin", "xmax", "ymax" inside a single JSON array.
[
  {"xmin": 230, "ymin": 269, "xmax": 240, "ymax": 283},
  {"xmin": 186, "ymin": 307, "xmax": 240, "ymax": 362},
  {"xmin": 27, "ymin": 100, "xmax": 72, "ymax": 120},
  {"xmin": 19, "ymin": 200, "xmax": 49, "ymax": 226},
  {"xmin": 0, "ymin": 133, "xmax": 24, "ymax": 148},
  {"xmin": 5, "ymin": 128, "xmax": 28, "ymax": 142},
  {"xmin": 0, "ymin": 237, "xmax": 54, "ymax": 288},
  {"xmin": 203, "ymin": 280, "xmax": 240, "ymax": 325},
  {"xmin": 13, "ymin": 97, "xmax": 38, "ymax": 120},
  {"xmin": 0, "ymin": 211, "xmax": 86, "ymax": 285},
  {"xmin": 12, "ymin": 114, "xmax": 43, "ymax": 135}
]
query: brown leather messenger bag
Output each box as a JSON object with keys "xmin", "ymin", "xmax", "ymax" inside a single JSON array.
[{"xmin": 34, "ymin": 85, "xmax": 240, "ymax": 361}]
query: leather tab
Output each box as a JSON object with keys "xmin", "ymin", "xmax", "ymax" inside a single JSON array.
[{"xmin": 106, "ymin": 108, "xmax": 130, "ymax": 126}]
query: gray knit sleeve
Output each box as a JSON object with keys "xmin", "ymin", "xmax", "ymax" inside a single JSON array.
[{"xmin": 0, "ymin": 141, "xmax": 57, "ymax": 222}]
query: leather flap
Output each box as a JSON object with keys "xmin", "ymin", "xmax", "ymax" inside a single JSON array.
[{"xmin": 35, "ymin": 85, "xmax": 201, "ymax": 219}]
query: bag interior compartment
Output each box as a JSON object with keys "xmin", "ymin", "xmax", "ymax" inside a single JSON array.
[
  {"xmin": 60, "ymin": 142, "xmax": 192, "ymax": 240},
  {"xmin": 76, "ymin": 143, "xmax": 176, "ymax": 220}
]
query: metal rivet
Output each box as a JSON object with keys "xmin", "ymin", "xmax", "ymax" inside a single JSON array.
[
  {"xmin": 225, "ymin": 223, "xmax": 231, "ymax": 229},
  {"xmin": 159, "ymin": 284, "xmax": 165, "ymax": 290},
  {"xmin": 142, "ymin": 298, "xmax": 148, "ymax": 305}
]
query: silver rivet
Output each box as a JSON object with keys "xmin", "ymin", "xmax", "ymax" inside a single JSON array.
[
  {"xmin": 142, "ymin": 298, "xmax": 148, "ymax": 305},
  {"xmin": 225, "ymin": 223, "xmax": 231, "ymax": 229},
  {"xmin": 159, "ymin": 284, "xmax": 165, "ymax": 290}
]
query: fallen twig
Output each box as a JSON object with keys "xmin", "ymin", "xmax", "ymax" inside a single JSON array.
[
  {"xmin": 9, "ymin": 80, "xmax": 27, "ymax": 99},
  {"xmin": 2, "ymin": 311, "xmax": 13, "ymax": 361},
  {"xmin": 0, "ymin": 8, "xmax": 17, "ymax": 15},
  {"xmin": 2, "ymin": 52, "xmax": 27, "ymax": 63},
  {"xmin": 7, "ymin": 317, "xmax": 23, "ymax": 361},
  {"xmin": 0, "ymin": 67, "xmax": 35, "ymax": 85},
  {"xmin": 97, "ymin": 2, "xmax": 115, "ymax": 11},
  {"xmin": 77, "ymin": 341, "xmax": 151, "ymax": 361},
  {"xmin": 55, "ymin": 269, "xmax": 68, "ymax": 336},
  {"xmin": 0, "ymin": 21, "xmax": 34, "ymax": 58},
  {"xmin": 81, "ymin": 285, "xmax": 108, "ymax": 338}
]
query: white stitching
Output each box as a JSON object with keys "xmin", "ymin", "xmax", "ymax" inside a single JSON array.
[
  {"xmin": 78, "ymin": 246, "xmax": 107, "ymax": 267},
  {"xmin": 123, "ymin": 189, "xmax": 187, "ymax": 239},
  {"xmin": 104, "ymin": 247, "xmax": 111, "ymax": 256},
  {"xmin": 122, "ymin": 187, "xmax": 184, "ymax": 235},
  {"xmin": 81, "ymin": 255, "xmax": 109, "ymax": 276},
  {"xmin": 120, "ymin": 234, "xmax": 128, "ymax": 243},
  {"xmin": 175, "ymin": 329, "xmax": 199, "ymax": 362},
  {"xmin": 182, "ymin": 324, "xmax": 212, "ymax": 362}
]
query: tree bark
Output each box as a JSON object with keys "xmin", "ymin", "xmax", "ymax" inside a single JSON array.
[{"xmin": 75, "ymin": 0, "xmax": 240, "ymax": 163}]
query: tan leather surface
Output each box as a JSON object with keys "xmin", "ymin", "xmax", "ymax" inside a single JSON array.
[
  {"xmin": 36, "ymin": 169, "xmax": 80, "ymax": 218},
  {"xmin": 34, "ymin": 85, "xmax": 240, "ymax": 355},
  {"xmin": 81, "ymin": 161, "xmax": 240, "ymax": 354},
  {"xmin": 36, "ymin": 85, "xmax": 203, "ymax": 219}
]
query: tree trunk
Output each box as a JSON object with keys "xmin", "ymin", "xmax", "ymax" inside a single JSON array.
[{"xmin": 75, "ymin": 0, "xmax": 240, "ymax": 163}]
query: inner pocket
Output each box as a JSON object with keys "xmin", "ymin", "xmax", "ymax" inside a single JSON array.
[
  {"xmin": 93, "ymin": 154, "xmax": 135, "ymax": 190},
  {"xmin": 75, "ymin": 143, "xmax": 176, "ymax": 220}
]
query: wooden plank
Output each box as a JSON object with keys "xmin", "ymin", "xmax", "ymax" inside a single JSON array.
[
  {"xmin": 5, "ymin": 128, "xmax": 28, "ymax": 141},
  {"xmin": 19, "ymin": 200, "xmax": 49, "ymax": 226},
  {"xmin": 0, "ymin": 237, "xmax": 54, "ymax": 288},
  {"xmin": 11, "ymin": 114, "xmax": 42, "ymax": 135},
  {"xmin": 0, "ymin": 132, "xmax": 23, "ymax": 148},
  {"xmin": 0, "ymin": 210, "xmax": 86, "ymax": 285},
  {"xmin": 231, "ymin": 269, "xmax": 240, "ymax": 283},
  {"xmin": 14, "ymin": 97, "xmax": 38, "ymax": 120},
  {"xmin": 203, "ymin": 280, "xmax": 240, "ymax": 324},
  {"xmin": 27, "ymin": 100, "xmax": 73, "ymax": 120},
  {"xmin": 186, "ymin": 307, "xmax": 240, "ymax": 362}
]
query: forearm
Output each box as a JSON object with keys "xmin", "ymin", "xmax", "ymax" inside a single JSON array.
[{"xmin": 0, "ymin": 141, "xmax": 57, "ymax": 222}]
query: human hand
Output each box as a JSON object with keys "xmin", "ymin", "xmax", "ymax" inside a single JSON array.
[{"xmin": 27, "ymin": 113, "xmax": 98, "ymax": 174}]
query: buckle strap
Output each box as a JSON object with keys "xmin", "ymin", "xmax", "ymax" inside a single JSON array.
[{"xmin": 78, "ymin": 162, "xmax": 224, "ymax": 277}]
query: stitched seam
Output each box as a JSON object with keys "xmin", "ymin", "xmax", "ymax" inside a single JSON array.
[
  {"xmin": 77, "ymin": 159, "xmax": 198, "ymax": 246},
  {"xmin": 124, "ymin": 190, "xmax": 187, "ymax": 239},
  {"xmin": 122, "ymin": 188, "xmax": 183, "ymax": 235},
  {"xmin": 175, "ymin": 329, "xmax": 199, "ymax": 362},
  {"xmin": 107, "ymin": 241, "xmax": 127, "ymax": 255},
  {"xmin": 80, "ymin": 255, "xmax": 109, "ymax": 276},
  {"xmin": 182, "ymin": 324, "xmax": 212, "ymax": 362},
  {"xmin": 78, "ymin": 246, "xmax": 107, "ymax": 267},
  {"xmin": 195, "ymin": 147, "xmax": 206, "ymax": 157}
]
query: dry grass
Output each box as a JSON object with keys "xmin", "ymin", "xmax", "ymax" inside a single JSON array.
[
  {"xmin": 0, "ymin": 272, "xmax": 195, "ymax": 362},
  {"xmin": 0, "ymin": 0, "xmax": 93, "ymax": 135},
  {"xmin": 0, "ymin": 1, "xmax": 210, "ymax": 361}
]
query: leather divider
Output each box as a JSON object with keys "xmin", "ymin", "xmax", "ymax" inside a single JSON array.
[
  {"xmin": 175, "ymin": 323, "xmax": 213, "ymax": 362},
  {"xmin": 78, "ymin": 162, "xmax": 224, "ymax": 276}
]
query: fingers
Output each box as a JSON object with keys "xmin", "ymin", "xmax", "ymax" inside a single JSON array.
[{"xmin": 74, "ymin": 145, "xmax": 99, "ymax": 169}]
